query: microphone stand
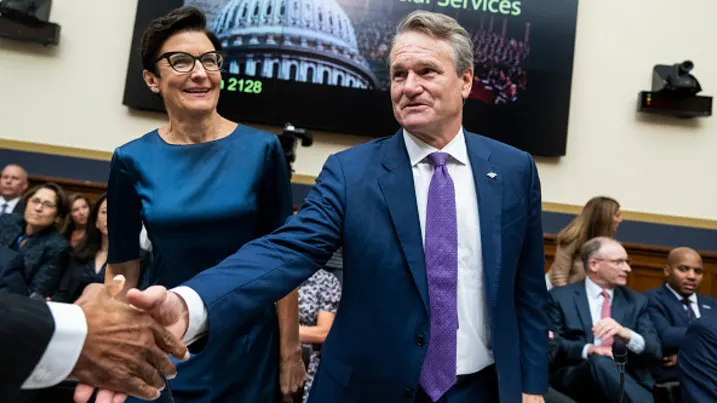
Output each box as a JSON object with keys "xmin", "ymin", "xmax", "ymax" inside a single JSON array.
[
  {"xmin": 616, "ymin": 361, "xmax": 625, "ymax": 403},
  {"xmin": 613, "ymin": 339, "xmax": 627, "ymax": 403}
]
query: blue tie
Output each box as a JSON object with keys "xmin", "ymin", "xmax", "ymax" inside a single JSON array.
[
  {"xmin": 0, "ymin": 203, "xmax": 7, "ymax": 214},
  {"xmin": 419, "ymin": 152, "xmax": 458, "ymax": 401}
]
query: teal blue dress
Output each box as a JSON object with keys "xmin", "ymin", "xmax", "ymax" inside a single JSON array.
[{"xmin": 107, "ymin": 124, "xmax": 292, "ymax": 403}]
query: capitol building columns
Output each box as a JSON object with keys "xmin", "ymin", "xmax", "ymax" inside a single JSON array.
[{"xmin": 208, "ymin": 0, "xmax": 377, "ymax": 89}]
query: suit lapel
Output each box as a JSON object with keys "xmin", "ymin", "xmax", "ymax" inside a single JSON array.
[
  {"xmin": 377, "ymin": 132, "xmax": 429, "ymax": 315},
  {"xmin": 698, "ymin": 295, "xmax": 715, "ymax": 315},
  {"xmin": 660, "ymin": 284, "xmax": 690, "ymax": 324},
  {"xmin": 464, "ymin": 133, "xmax": 501, "ymax": 310},
  {"xmin": 611, "ymin": 287, "xmax": 627, "ymax": 327},
  {"xmin": 574, "ymin": 282, "xmax": 594, "ymax": 342}
]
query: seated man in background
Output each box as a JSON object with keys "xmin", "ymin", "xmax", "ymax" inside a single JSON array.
[
  {"xmin": 0, "ymin": 164, "xmax": 29, "ymax": 216},
  {"xmin": 547, "ymin": 237, "xmax": 661, "ymax": 403},
  {"xmin": 644, "ymin": 247, "xmax": 716, "ymax": 383},
  {"xmin": 677, "ymin": 311, "xmax": 717, "ymax": 403}
]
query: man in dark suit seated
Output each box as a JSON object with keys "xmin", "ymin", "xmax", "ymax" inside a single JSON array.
[
  {"xmin": 547, "ymin": 237, "xmax": 661, "ymax": 403},
  {"xmin": 677, "ymin": 311, "xmax": 717, "ymax": 402},
  {"xmin": 0, "ymin": 164, "xmax": 28, "ymax": 216},
  {"xmin": 544, "ymin": 331, "xmax": 577, "ymax": 403},
  {"xmin": 644, "ymin": 247, "xmax": 717, "ymax": 383}
]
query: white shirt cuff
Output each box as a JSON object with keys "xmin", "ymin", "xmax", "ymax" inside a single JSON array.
[
  {"xmin": 581, "ymin": 344, "xmax": 591, "ymax": 360},
  {"xmin": 626, "ymin": 329, "xmax": 645, "ymax": 354},
  {"xmin": 171, "ymin": 286, "xmax": 208, "ymax": 346},
  {"xmin": 22, "ymin": 302, "xmax": 87, "ymax": 389}
]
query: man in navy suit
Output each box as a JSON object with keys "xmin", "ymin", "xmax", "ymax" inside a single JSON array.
[
  {"xmin": 644, "ymin": 247, "xmax": 717, "ymax": 382},
  {"xmin": 109, "ymin": 10, "xmax": 549, "ymax": 403},
  {"xmin": 0, "ymin": 164, "xmax": 28, "ymax": 216},
  {"xmin": 547, "ymin": 237, "xmax": 661, "ymax": 403},
  {"xmin": 678, "ymin": 311, "xmax": 717, "ymax": 402}
]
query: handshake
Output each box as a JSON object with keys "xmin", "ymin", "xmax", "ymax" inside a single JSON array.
[{"xmin": 70, "ymin": 275, "xmax": 191, "ymax": 403}]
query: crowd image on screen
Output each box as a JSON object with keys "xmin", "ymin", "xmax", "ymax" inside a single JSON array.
[{"xmin": 353, "ymin": 14, "xmax": 530, "ymax": 103}]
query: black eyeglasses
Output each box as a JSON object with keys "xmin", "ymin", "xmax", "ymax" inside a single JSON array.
[{"xmin": 154, "ymin": 51, "xmax": 224, "ymax": 73}]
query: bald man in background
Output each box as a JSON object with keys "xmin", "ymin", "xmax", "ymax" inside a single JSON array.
[
  {"xmin": 644, "ymin": 247, "xmax": 717, "ymax": 383},
  {"xmin": 0, "ymin": 164, "xmax": 28, "ymax": 215}
]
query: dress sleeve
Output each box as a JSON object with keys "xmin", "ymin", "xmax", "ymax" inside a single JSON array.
[
  {"xmin": 318, "ymin": 271, "xmax": 342, "ymax": 314},
  {"xmin": 107, "ymin": 148, "xmax": 143, "ymax": 264},
  {"xmin": 257, "ymin": 135, "xmax": 293, "ymax": 236}
]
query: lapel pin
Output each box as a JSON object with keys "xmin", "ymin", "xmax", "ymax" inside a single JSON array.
[{"xmin": 487, "ymin": 172, "xmax": 497, "ymax": 179}]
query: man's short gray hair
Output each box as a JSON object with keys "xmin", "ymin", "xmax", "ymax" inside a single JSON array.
[
  {"xmin": 389, "ymin": 10, "xmax": 474, "ymax": 75},
  {"xmin": 3, "ymin": 164, "xmax": 28, "ymax": 182},
  {"xmin": 580, "ymin": 236, "xmax": 613, "ymax": 269}
]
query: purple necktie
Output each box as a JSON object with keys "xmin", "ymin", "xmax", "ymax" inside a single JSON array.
[{"xmin": 419, "ymin": 152, "xmax": 458, "ymax": 402}]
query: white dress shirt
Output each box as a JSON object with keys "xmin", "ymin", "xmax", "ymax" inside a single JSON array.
[
  {"xmin": 22, "ymin": 302, "xmax": 87, "ymax": 389},
  {"xmin": 0, "ymin": 195, "xmax": 21, "ymax": 214},
  {"xmin": 177, "ymin": 128, "xmax": 494, "ymax": 375},
  {"xmin": 665, "ymin": 283, "xmax": 701, "ymax": 319},
  {"xmin": 580, "ymin": 277, "xmax": 646, "ymax": 359},
  {"xmin": 403, "ymin": 128, "xmax": 492, "ymax": 375}
]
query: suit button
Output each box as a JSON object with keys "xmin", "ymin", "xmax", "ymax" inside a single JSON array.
[
  {"xmin": 403, "ymin": 388, "xmax": 414, "ymax": 398},
  {"xmin": 416, "ymin": 333, "xmax": 426, "ymax": 346}
]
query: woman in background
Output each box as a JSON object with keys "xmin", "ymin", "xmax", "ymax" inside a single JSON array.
[
  {"xmin": 548, "ymin": 196, "xmax": 622, "ymax": 287},
  {"xmin": 298, "ymin": 268, "xmax": 342, "ymax": 403},
  {"xmin": 63, "ymin": 194, "xmax": 90, "ymax": 248},
  {"xmin": 76, "ymin": 6, "xmax": 305, "ymax": 403},
  {"xmin": 0, "ymin": 183, "xmax": 69, "ymax": 298},
  {"xmin": 52, "ymin": 194, "xmax": 150, "ymax": 303}
]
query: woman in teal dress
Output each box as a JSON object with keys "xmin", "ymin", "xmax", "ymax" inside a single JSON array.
[{"xmin": 95, "ymin": 6, "xmax": 306, "ymax": 403}]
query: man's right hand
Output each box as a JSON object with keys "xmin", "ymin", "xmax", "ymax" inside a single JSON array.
[
  {"xmin": 71, "ymin": 276, "xmax": 189, "ymax": 401},
  {"xmin": 587, "ymin": 345, "xmax": 614, "ymax": 358},
  {"xmin": 126, "ymin": 286, "xmax": 190, "ymax": 340},
  {"xmin": 74, "ymin": 285, "xmax": 191, "ymax": 403}
]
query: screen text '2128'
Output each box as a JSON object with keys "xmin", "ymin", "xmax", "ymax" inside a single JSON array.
[{"xmin": 221, "ymin": 78, "xmax": 263, "ymax": 94}]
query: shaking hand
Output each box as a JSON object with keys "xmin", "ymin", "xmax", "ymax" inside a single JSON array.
[
  {"xmin": 74, "ymin": 285, "xmax": 191, "ymax": 403},
  {"xmin": 70, "ymin": 276, "xmax": 189, "ymax": 402}
]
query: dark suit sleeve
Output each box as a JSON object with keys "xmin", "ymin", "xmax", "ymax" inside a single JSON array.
[
  {"xmin": 0, "ymin": 293, "xmax": 55, "ymax": 395},
  {"xmin": 633, "ymin": 297, "xmax": 662, "ymax": 364},
  {"xmin": 184, "ymin": 154, "xmax": 346, "ymax": 344},
  {"xmin": 547, "ymin": 290, "xmax": 587, "ymax": 364},
  {"xmin": 646, "ymin": 294, "xmax": 686, "ymax": 350},
  {"xmin": 257, "ymin": 136, "xmax": 293, "ymax": 235},
  {"xmin": 678, "ymin": 313, "xmax": 717, "ymax": 403},
  {"xmin": 29, "ymin": 242, "xmax": 70, "ymax": 298},
  {"xmin": 0, "ymin": 253, "xmax": 30, "ymax": 295},
  {"xmin": 514, "ymin": 154, "xmax": 549, "ymax": 394}
]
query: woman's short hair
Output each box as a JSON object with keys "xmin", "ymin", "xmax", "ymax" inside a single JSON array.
[
  {"xmin": 140, "ymin": 6, "xmax": 222, "ymax": 74},
  {"xmin": 24, "ymin": 182, "xmax": 70, "ymax": 230},
  {"xmin": 390, "ymin": 10, "xmax": 474, "ymax": 75}
]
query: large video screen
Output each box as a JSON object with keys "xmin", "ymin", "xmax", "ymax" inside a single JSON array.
[{"xmin": 123, "ymin": 0, "xmax": 578, "ymax": 156}]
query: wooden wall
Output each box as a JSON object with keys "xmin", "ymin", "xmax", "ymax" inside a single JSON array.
[
  {"xmin": 30, "ymin": 175, "xmax": 717, "ymax": 298},
  {"xmin": 544, "ymin": 235, "xmax": 717, "ymax": 296}
]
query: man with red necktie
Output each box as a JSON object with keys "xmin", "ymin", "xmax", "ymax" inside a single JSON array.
[{"xmin": 547, "ymin": 237, "xmax": 661, "ymax": 403}]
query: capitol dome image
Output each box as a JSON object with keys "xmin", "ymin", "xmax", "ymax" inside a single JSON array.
[{"xmin": 210, "ymin": 0, "xmax": 379, "ymax": 89}]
